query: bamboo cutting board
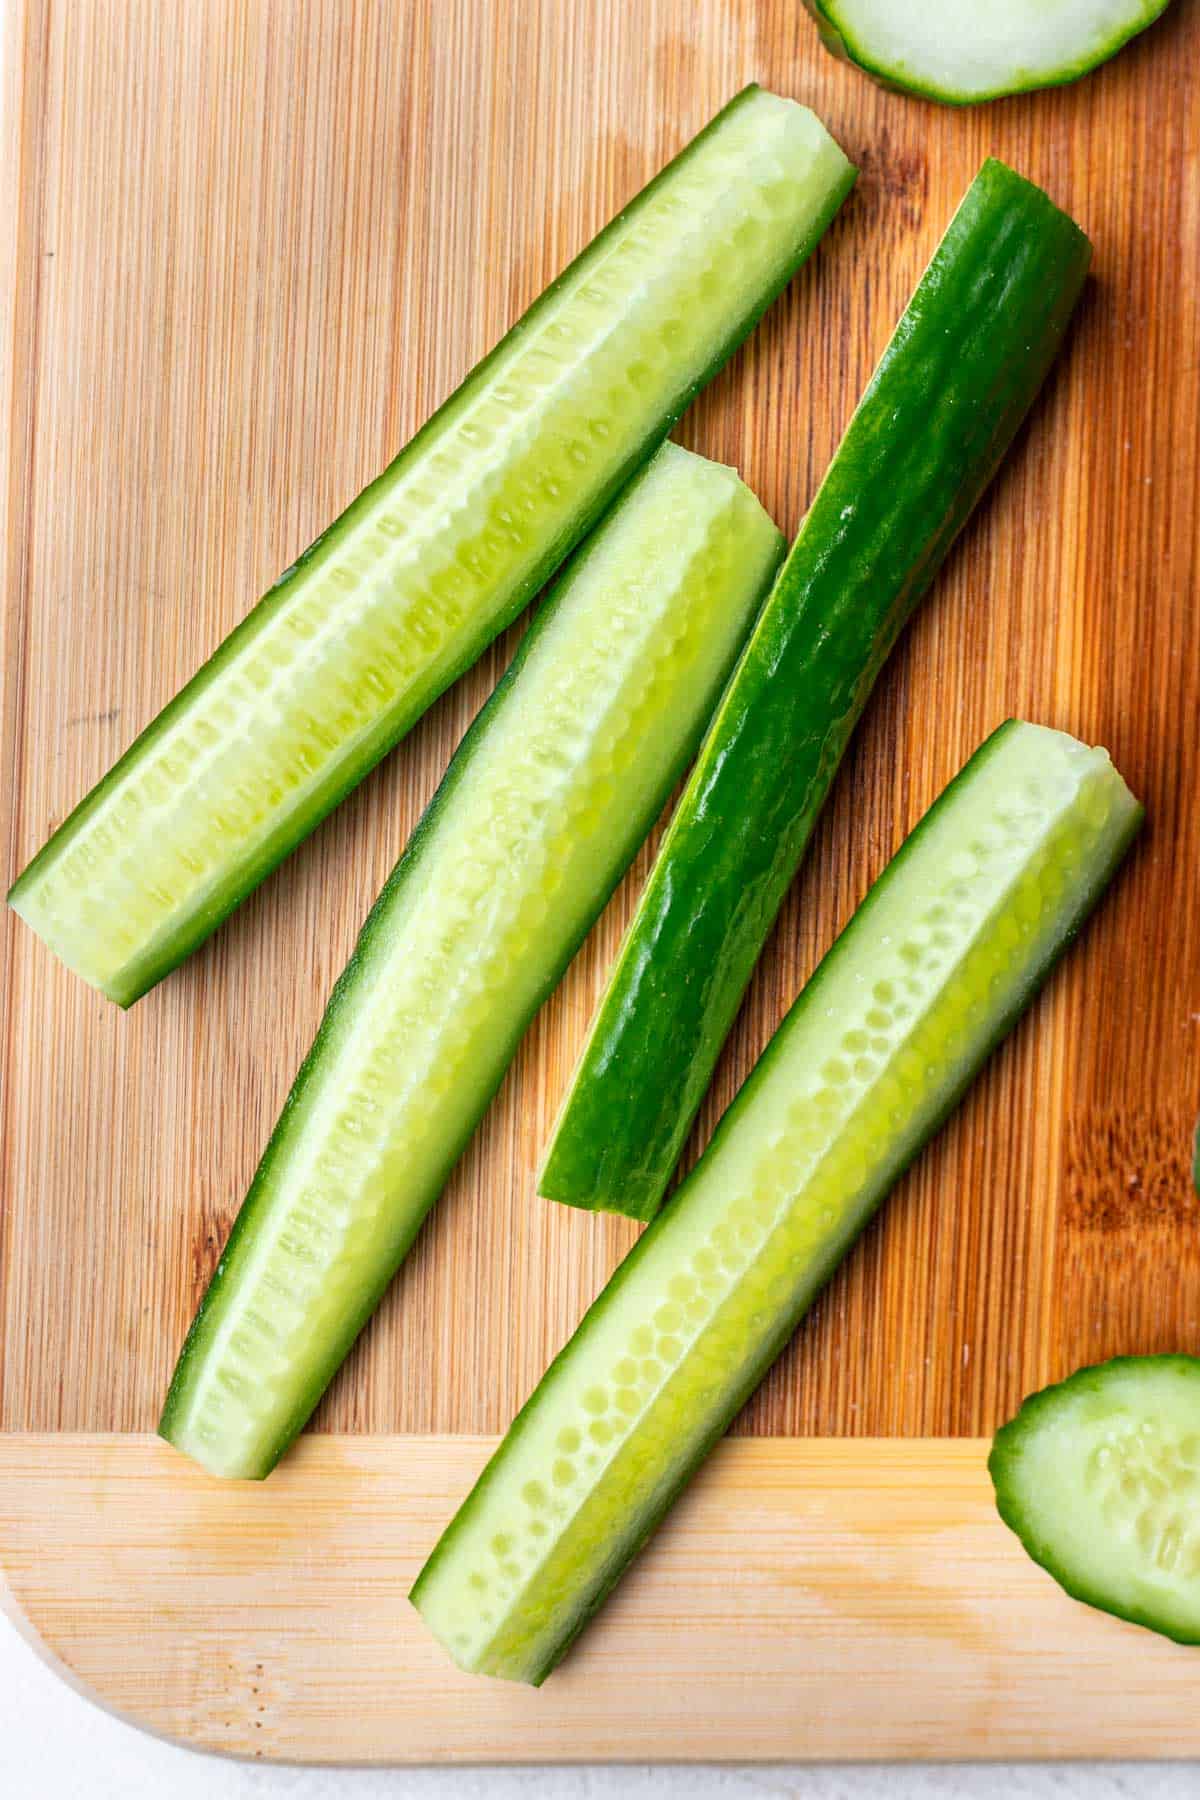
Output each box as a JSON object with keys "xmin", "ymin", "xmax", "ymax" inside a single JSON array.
[{"xmin": 2, "ymin": 0, "xmax": 1199, "ymax": 1765}]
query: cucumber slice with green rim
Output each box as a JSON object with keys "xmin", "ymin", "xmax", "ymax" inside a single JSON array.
[
  {"xmin": 805, "ymin": 0, "xmax": 1171, "ymax": 105},
  {"xmin": 990, "ymin": 1356, "xmax": 1200, "ymax": 1645},
  {"xmin": 159, "ymin": 443, "xmax": 785, "ymax": 1480},
  {"xmin": 412, "ymin": 720, "xmax": 1141, "ymax": 1685},
  {"xmin": 540, "ymin": 158, "xmax": 1091, "ymax": 1223},
  {"xmin": 9, "ymin": 87, "xmax": 852, "ymax": 1007}
]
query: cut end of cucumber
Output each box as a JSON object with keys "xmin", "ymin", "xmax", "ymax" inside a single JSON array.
[
  {"xmin": 991, "ymin": 1355, "xmax": 1200, "ymax": 1645},
  {"xmin": 537, "ymin": 1143, "xmax": 665, "ymax": 1224},
  {"xmin": 806, "ymin": 0, "xmax": 1171, "ymax": 103},
  {"xmin": 536, "ymin": 1062, "xmax": 667, "ymax": 1223},
  {"xmin": 7, "ymin": 880, "xmax": 129, "ymax": 1006},
  {"xmin": 159, "ymin": 1414, "xmax": 273, "ymax": 1483},
  {"xmin": 973, "ymin": 156, "xmax": 1092, "ymax": 262}
]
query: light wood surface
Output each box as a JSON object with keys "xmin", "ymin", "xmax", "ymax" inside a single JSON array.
[
  {"xmin": 5, "ymin": 1433, "xmax": 1200, "ymax": 1764},
  {"xmin": 2, "ymin": 0, "xmax": 1198, "ymax": 1765}
]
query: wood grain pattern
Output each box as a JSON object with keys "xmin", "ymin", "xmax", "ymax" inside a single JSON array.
[
  {"xmin": 6, "ymin": 1433, "xmax": 1200, "ymax": 1764},
  {"xmin": 2, "ymin": 0, "xmax": 1198, "ymax": 1454}
]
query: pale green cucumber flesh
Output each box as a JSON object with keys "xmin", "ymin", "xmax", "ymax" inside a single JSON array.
[
  {"xmin": 158, "ymin": 444, "xmax": 784, "ymax": 1480},
  {"xmin": 9, "ymin": 87, "xmax": 852, "ymax": 1006},
  {"xmin": 412, "ymin": 720, "xmax": 1141, "ymax": 1684},
  {"xmin": 807, "ymin": 0, "xmax": 1171, "ymax": 103},
  {"xmin": 990, "ymin": 1355, "xmax": 1200, "ymax": 1644}
]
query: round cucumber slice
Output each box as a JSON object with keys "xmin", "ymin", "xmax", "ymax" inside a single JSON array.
[
  {"xmin": 991, "ymin": 1356, "xmax": 1200, "ymax": 1645},
  {"xmin": 806, "ymin": 0, "xmax": 1172, "ymax": 104}
]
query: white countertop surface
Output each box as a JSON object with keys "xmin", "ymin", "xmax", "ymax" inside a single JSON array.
[{"xmin": 3, "ymin": 1613, "xmax": 1194, "ymax": 1800}]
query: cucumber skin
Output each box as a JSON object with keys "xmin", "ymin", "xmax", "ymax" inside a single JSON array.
[
  {"xmin": 804, "ymin": 1, "xmax": 1173, "ymax": 105},
  {"xmin": 159, "ymin": 457, "xmax": 786, "ymax": 1477},
  {"xmin": 9, "ymin": 86, "xmax": 853, "ymax": 1007},
  {"xmin": 541, "ymin": 159, "xmax": 1092, "ymax": 1223},
  {"xmin": 416, "ymin": 722, "xmax": 1143, "ymax": 1682},
  {"xmin": 989, "ymin": 1355, "xmax": 1200, "ymax": 1646}
]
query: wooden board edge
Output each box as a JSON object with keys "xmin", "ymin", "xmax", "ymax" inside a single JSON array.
[
  {"xmin": 0, "ymin": 1552, "xmax": 178, "ymax": 1760},
  {"xmin": 2, "ymin": 1431, "xmax": 1198, "ymax": 1765}
]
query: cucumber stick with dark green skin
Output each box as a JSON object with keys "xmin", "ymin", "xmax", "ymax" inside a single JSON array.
[
  {"xmin": 991, "ymin": 1356, "xmax": 1200, "ymax": 1645},
  {"xmin": 805, "ymin": 1, "xmax": 1171, "ymax": 105},
  {"xmin": 159, "ymin": 445, "xmax": 785, "ymax": 1480},
  {"xmin": 9, "ymin": 88, "xmax": 852, "ymax": 1007},
  {"xmin": 414, "ymin": 721, "xmax": 1141, "ymax": 1684},
  {"xmin": 539, "ymin": 159, "xmax": 1091, "ymax": 1224}
]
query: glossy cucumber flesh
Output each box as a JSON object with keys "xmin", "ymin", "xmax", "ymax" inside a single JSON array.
[
  {"xmin": 413, "ymin": 720, "xmax": 1141, "ymax": 1683},
  {"xmin": 539, "ymin": 158, "xmax": 1091, "ymax": 1222},
  {"xmin": 158, "ymin": 444, "xmax": 784, "ymax": 1480},
  {"xmin": 9, "ymin": 87, "xmax": 852, "ymax": 1005},
  {"xmin": 806, "ymin": 0, "xmax": 1171, "ymax": 103},
  {"xmin": 990, "ymin": 1355, "xmax": 1200, "ymax": 1644}
]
